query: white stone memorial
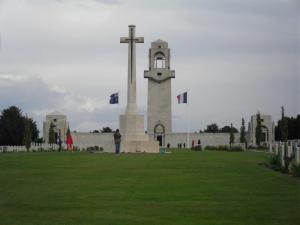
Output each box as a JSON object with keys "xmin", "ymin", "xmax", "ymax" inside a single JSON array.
[
  {"xmin": 144, "ymin": 39, "xmax": 175, "ymax": 146},
  {"xmin": 119, "ymin": 25, "xmax": 159, "ymax": 153}
]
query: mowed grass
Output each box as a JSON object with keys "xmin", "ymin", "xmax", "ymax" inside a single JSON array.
[{"xmin": 0, "ymin": 150, "xmax": 299, "ymax": 225}]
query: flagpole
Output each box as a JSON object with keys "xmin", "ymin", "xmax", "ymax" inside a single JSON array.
[
  {"xmin": 187, "ymin": 91, "xmax": 190, "ymax": 149},
  {"xmin": 118, "ymin": 91, "xmax": 121, "ymax": 116}
]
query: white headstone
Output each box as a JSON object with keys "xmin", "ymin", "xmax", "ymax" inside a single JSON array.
[
  {"xmin": 295, "ymin": 146, "xmax": 300, "ymax": 164},
  {"xmin": 280, "ymin": 144, "xmax": 285, "ymax": 167}
]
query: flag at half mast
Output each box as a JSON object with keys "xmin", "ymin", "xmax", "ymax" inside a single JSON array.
[
  {"xmin": 177, "ymin": 91, "xmax": 187, "ymax": 104},
  {"xmin": 109, "ymin": 92, "xmax": 119, "ymax": 104}
]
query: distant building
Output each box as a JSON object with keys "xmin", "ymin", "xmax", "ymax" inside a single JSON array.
[
  {"xmin": 247, "ymin": 114, "xmax": 275, "ymax": 146},
  {"xmin": 43, "ymin": 111, "xmax": 69, "ymax": 143}
]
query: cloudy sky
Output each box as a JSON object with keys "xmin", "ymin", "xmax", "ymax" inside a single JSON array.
[{"xmin": 0, "ymin": 0, "xmax": 299, "ymax": 135}]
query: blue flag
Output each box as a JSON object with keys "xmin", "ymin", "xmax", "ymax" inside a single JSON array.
[{"xmin": 109, "ymin": 93, "xmax": 119, "ymax": 104}]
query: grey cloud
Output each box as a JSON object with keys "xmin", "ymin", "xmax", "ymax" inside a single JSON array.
[
  {"xmin": 94, "ymin": 0, "xmax": 121, "ymax": 4},
  {"xmin": 0, "ymin": 75, "xmax": 64, "ymax": 110},
  {"xmin": 0, "ymin": 0, "xmax": 299, "ymax": 133}
]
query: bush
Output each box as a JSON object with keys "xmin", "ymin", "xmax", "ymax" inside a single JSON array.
[
  {"xmin": 204, "ymin": 145, "xmax": 243, "ymax": 151},
  {"xmin": 268, "ymin": 153, "xmax": 282, "ymax": 171},
  {"xmin": 259, "ymin": 145, "xmax": 269, "ymax": 150},
  {"xmin": 246, "ymin": 145, "xmax": 269, "ymax": 151},
  {"xmin": 218, "ymin": 145, "xmax": 229, "ymax": 151},
  {"xmin": 205, "ymin": 146, "xmax": 217, "ymax": 150},
  {"xmin": 229, "ymin": 146, "xmax": 243, "ymax": 152},
  {"xmin": 191, "ymin": 145, "xmax": 202, "ymax": 151},
  {"xmin": 291, "ymin": 163, "xmax": 300, "ymax": 177},
  {"xmin": 87, "ymin": 146, "xmax": 104, "ymax": 152}
]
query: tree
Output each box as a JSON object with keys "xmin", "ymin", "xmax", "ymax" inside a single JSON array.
[
  {"xmin": 229, "ymin": 123, "xmax": 235, "ymax": 148},
  {"xmin": 275, "ymin": 114, "xmax": 300, "ymax": 141},
  {"xmin": 220, "ymin": 125, "xmax": 238, "ymax": 133},
  {"xmin": 205, "ymin": 123, "xmax": 219, "ymax": 133},
  {"xmin": 240, "ymin": 118, "xmax": 246, "ymax": 143},
  {"xmin": 23, "ymin": 117, "xmax": 32, "ymax": 151},
  {"xmin": 280, "ymin": 106, "xmax": 288, "ymax": 142},
  {"xmin": 100, "ymin": 127, "xmax": 113, "ymax": 133},
  {"xmin": 0, "ymin": 106, "xmax": 40, "ymax": 146},
  {"xmin": 255, "ymin": 112, "xmax": 262, "ymax": 146},
  {"xmin": 280, "ymin": 106, "xmax": 290, "ymax": 171},
  {"xmin": 92, "ymin": 130, "xmax": 100, "ymax": 133},
  {"xmin": 48, "ymin": 122, "xmax": 56, "ymax": 144},
  {"xmin": 0, "ymin": 106, "xmax": 25, "ymax": 145},
  {"xmin": 27, "ymin": 118, "xmax": 39, "ymax": 142},
  {"xmin": 67, "ymin": 126, "xmax": 71, "ymax": 136}
]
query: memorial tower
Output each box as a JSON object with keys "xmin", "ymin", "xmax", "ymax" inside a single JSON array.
[{"xmin": 144, "ymin": 40, "xmax": 175, "ymax": 146}]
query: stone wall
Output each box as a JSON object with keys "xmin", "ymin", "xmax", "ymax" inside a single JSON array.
[
  {"xmin": 150, "ymin": 132, "xmax": 241, "ymax": 148},
  {"xmin": 71, "ymin": 132, "xmax": 115, "ymax": 152},
  {"xmin": 72, "ymin": 132, "xmax": 241, "ymax": 152}
]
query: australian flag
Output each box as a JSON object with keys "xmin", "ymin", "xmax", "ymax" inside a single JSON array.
[{"xmin": 109, "ymin": 92, "xmax": 119, "ymax": 104}]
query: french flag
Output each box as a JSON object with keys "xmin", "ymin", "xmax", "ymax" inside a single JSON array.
[{"xmin": 177, "ymin": 92, "xmax": 187, "ymax": 104}]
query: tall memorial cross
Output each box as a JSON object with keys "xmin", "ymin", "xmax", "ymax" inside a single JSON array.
[{"xmin": 120, "ymin": 25, "xmax": 144, "ymax": 115}]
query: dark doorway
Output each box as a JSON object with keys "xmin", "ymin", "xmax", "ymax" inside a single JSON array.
[
  {"xmin": 157, "ymin": 135, "xmax": 163, "ymax": 146},
  {"xmin": 54, "ymin": 132, "xmax": 59, "ymax": 144}
]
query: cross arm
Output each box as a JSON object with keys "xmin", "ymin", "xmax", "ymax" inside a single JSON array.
[
  {"xmin": 135, "ymin": 37, "xmax": 144, "ymax": 43},
  {"xmin": 120, "ymin": 37, "xmax": 129, "ymax": 43}
]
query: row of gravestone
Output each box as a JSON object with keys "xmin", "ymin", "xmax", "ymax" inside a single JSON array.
[
  {"xmin": 0, "ymin": 143, "xmax": 62, "ymax": 153},
  {"xmin": 272, "ymin": 141, "xmax": 300, "ymax": 166}
]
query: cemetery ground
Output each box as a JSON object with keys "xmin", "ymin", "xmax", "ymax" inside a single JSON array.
[{"xmin": 0, "ymin": 150, "xmax": 299, "ymax": 225}]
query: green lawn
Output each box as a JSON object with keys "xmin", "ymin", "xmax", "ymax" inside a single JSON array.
[{"xmin": 0, "ymin": 150, "xmax": 299, "ymax": 225}]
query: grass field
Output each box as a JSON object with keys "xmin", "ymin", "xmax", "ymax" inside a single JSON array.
[{"xmin": 0, "ymin": 150, "xmax": 299, "ymax": 225}]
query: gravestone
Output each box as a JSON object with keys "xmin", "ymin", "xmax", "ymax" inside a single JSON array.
[
  {"xmin": 295, "ymin": 146, "xmax": 300, "ymax": 164},
  {"xmin": 280, "ymin": 144, "xmax": 285, "ymax": 167}
]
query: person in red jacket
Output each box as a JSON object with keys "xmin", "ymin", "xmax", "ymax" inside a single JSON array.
[{"xmin": 66, "ymin": 134, "xmax": 73, "ymax": 152}]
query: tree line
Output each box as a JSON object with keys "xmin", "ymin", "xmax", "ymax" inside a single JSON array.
[
  {"xmin": 0, "ymin": 106, "xmax": 39, "ymax": 146},
  {"xmin": 203, "ymin": 123, "xmax": 239, "ymax": 133},
  {"xmin": 275, "ymin": 112, "xmax": 300, "ymax": 141}
]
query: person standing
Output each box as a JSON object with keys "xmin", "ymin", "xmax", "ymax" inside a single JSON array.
[
  {"xmin": 66, "ymin": 134, "xmax": 73, "ymax": 152},
  {"xmin": 114, "ymin": 129, "xmax": 121, "ymax": 154}
]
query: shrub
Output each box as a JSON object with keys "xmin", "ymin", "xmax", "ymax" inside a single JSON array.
[
  {"xmin": 268, "ymin": 153, "xmax": 282, "ymax": 171},
  {"xmin": 191, "ymin": 145, "xmax": 202, "ymax": 151},
  {"xmin": 245, "ymin": 145, "xmax": 269, "ymax": 151},
  {"xmin": 204, "ymin": 146, "xmax": 217, "ymax": 150},
  {"xmin": 230, "ymin": 146, "xmax": 243, "ymax": 152},
  {"xmin": 204, "ymin": 145, "xmax": 243, "ymax": 152},
  {"xmin": 218, "ymin": 145, "xmax": 229, "ymax": 151},
  {"xmin": 291, "ymin": 163, "xmax": 300, "ymax": 177},
  {"xmin": 258, "ymin": 145, "xmax": 269, "ymax": 150},
  {"xmin": 87, "ymin": 146, "xmax": 104, "ymax": 152}
]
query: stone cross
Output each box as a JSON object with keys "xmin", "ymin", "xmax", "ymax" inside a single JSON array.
[{"xmin": 120, "ymin": 25, "xmax": 144, "ymax": 115}]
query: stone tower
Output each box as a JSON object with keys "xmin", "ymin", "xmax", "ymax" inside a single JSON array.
[
  {"xmin": 144, "ymin": 39, "xmax": 175, "ymax": 146},
  {"xmin": 43, "ymin": 111, "xmax": 69, "ymax": 144}
]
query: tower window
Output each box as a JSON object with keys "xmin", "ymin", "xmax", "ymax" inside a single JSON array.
[
  {"xmin": 153, "ymin": 52, "xmax": 166, "ymax": 69},
  {"xmin": 157, "ymin": 72, "xmax": 162, "ymax": 76}
]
